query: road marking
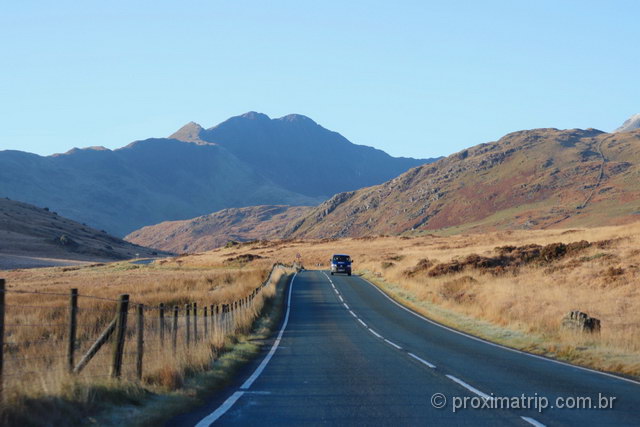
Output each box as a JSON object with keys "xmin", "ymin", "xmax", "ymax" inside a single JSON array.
[
  {"xmin": 408, "ymin": 352, "xmax": 436, "ymax": 368},
  {"xmin": 384, "ymin": 338, "xmax": 402, "ymax": 350},
  {"xmin": 521, "ymin": 416, "xmax": 546, "ymax": 427},
  {"xmin": 359, "ymin": 277, "xmax": 640, "ymax": 386},
  {"xmin": 368, "ymin": 328, "xmax": 383, "ymax": 339},
  {"xmin": 446, "ymin": 375, "xmax": 493, "ymax": 401},
  {"xmin": 195, "ymin": 273, "xmax": 298, "ymax": 426},
  {"xmin": 338, "ymin": 295, "xmax": 344, "ymax": 302},
  {"xmin": 241, "ymin": 273, "xmax": 296, "ymax": 389},
  {"xmin": 334, "ymin": 289, "xmax": 339, "ymax": 295},
  {"xmin": 357, "ymin": 318, "xmax": 367, "ymax": 327},
  {"xmin": 195, "ymin": 391, "xmax": 245, "ymax": 427},
  {"xmin": 343, "ymin": 302, "xmax": 349, "ymax": 310},
  {"xmin": 348, "ymin": 310, "xmax": 357, "ymax": 318}
]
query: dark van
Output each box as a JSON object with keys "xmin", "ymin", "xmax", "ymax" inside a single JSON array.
[{"xmin": 330, "ymin": 254, "xmax": 352, "ymax": 276}]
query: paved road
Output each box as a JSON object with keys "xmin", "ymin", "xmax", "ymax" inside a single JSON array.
[{"xmin": 170, "ymin": 270, "xmax": 640, "ymax": 426}]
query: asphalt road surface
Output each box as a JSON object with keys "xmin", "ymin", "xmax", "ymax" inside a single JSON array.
[{"xmin": 169, "ymin": 270, "xmax": 640, "ymax": 426}]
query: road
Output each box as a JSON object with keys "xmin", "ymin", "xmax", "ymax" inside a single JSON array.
[{"xmin": 170, "ymin": 270, "xmax": 640, "ymax": 426}]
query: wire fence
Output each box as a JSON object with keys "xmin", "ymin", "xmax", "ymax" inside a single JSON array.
[{"xmin": 0, "ymin": 263, "xmax": 293, "ymax": 399}]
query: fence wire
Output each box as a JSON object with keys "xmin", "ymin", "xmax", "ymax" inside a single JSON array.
[{"xmin": 0, "ymin": 264, "xmax": 291, "ymax": 396}]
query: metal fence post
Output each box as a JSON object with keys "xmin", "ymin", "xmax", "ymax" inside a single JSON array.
[{"xmin": 172, "ymin": 305, "xmax": 178, "ymax": 354}]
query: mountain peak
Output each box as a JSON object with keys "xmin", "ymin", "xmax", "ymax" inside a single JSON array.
[
  {"xmin": 614, "ymin": 113, "xmax": 640, "ymax": 133},
  {"xmin": 239, "ymin": 111, "xmax": 271, "ymax": 121},
  {"xmin": 170, "ymin": 121, "xmax": 207, "ymax": 143},
  {"xmin": 277, "ymin": 114, "xmax": 317, "ymax": 125}
]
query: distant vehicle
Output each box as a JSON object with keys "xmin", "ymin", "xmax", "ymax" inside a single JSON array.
[{"xmin": 330, "ymin": 254, "xmax": 352, "ymax": 276}]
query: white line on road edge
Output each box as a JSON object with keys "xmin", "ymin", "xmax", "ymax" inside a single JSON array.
[
  {"xmin": 357, "ymin": 318, "xmax": 368, "ymax": 327},
  {"xmin": 384, "ymin": 339, "xmax": 402, "ymax": 350},
  {"xmin": 521, "ymin": 416, "xmax": 546, "ymax": 427},
  {"xmin": 338, "ymin": 295, "xmax": 344, "ymax": 302},
  {"xmin": 241, "ymin": 273, "xmax": 297, "ymax": 390},
  {"xmin": 195, "ymin": 391, "xmax": 245, "ymax": 427},
  {"xmin": 359, "ymin": 277, "xmax": 640, "ymax": 386},
  {"xmin": 408, "ymin": 352, "xmax": 436, "ymax": 368},
  {"xmin": 195, "ymin": 273, "xmax": 297, "ymax": 427},
  {"xmin": 446, "ymin": 375, "xmax": 494, "ymax": 401},
  {"xmin": 343, "ymin": 303, "xmax": 350, "ymax": 310},
  {"xmin": 349, "ymin": 310, "xmax": 357, "ymax": 318},
  {"xmin": 368, "ymin": 328, "xmax": 383, "ymax": 339}
]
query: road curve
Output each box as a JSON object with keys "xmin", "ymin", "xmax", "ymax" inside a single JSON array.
[{"xmin": 169, "ymin": 271, "xmax": 640, "ymax": 426}]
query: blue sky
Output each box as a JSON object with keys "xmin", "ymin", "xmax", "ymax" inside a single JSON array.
[{"xmin": 1, "ymin": 1, "xmax": 638, "ymax": 159}]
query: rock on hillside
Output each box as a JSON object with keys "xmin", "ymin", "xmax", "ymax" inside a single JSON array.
[
  {"xmin": 283, "ymin": 128, "xmax": 640, "ymax": 238},
  {"xmin": 126, "ymin": 205, "xmax": 312, "ymax": 253},
  {"xmin": 0, "ymin": 198, "xmax": 166, "ymax": 269}
]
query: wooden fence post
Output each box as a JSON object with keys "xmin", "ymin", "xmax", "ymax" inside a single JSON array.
[
  {"xmin": 193, "ymin": 302, "xmax": 198, "ymax": 342},
  {"xmin": 185, "ymin": 303, "xmax": 191, "ymax": 347},
  {"xmin": 172, "ymin": 305, "xmax": 178, "ymax": 354},
  {"xmin": 212, "ymin": 305, "xmax": 216, "ymax": 336},
  {"xmin": 67, "ymin": 288, "xmax": 78, "ymax": 373},
  {"xmin": 0, "ymin": 279, "xmax": 5, "ymax": 401},
  {"xmin": 136, "ymin": 304, "xmax": 144, "ymax": 380},
  {"xmin": 203, "ymin": 306, "xmax": 208, "ymax": 338},
  {"xmin": 111, "ymin": 294, "xmax": 129, "ymax": 379},
  {"xmin": 159, "ymin": 303, "xmax": 165, "ymax": 348}
]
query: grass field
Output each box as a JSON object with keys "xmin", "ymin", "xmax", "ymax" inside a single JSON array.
[
  {"xmin": 0, "ymin": 256, "xmax": 292, "ymax": 425},
  {"xmin": 194, "ymin": 222, "xmax": 640, "ymax": 378}
]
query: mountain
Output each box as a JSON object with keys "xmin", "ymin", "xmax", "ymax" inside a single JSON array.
[
  {"xmin": 0, "ymin": 112, "xmax": 433, "ymax": 236},
  {"xmin": 170, "ymin": 112, "xmax": 438, "ymax": 198},
  {"xmin": 614, "ymin": 113, "xmax": 640, "ymax": 133},
  {"xmin": 0, "ymin": 198, "xmax": 165, "ymax": 269},
  {"xmin": 283, "ymin": 128, "xmax": 640, "ymax": 238},
  {"xmin": 0, "ymin": 139, "xmax": 316, "ymax": 236},
  {"xmin": 127, "ymin": 127, "xmax": 640, "ymax": 252},
  {"xmin": 126, "ymin": 205, "xmax": 313, "ymax": 253}
]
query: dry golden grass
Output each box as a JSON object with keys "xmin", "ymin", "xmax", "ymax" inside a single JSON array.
[
  {"xmin": 0, "ymin": 256, "xmax": 291, "ymax": 423},
  {"xmin": 193, "ymin": 223, "xmax": 640, "ymax": 377}
]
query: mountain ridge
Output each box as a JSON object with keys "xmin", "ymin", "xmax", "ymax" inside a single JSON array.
[
  {"xmin": 1, "ymin": 112, "xmax": 433, "ymax": 236},
  {"xmin": 126, "ymin": 126, "xmax": 640, "ymax": 251}
]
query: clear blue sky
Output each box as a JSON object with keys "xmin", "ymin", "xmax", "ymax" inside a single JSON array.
[{"xmin": 1, "ymin": 1, "xmax": 638, "ymax": 159}]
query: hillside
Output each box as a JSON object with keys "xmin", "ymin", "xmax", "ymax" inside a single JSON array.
[
  {"xmin": 0, "ymin": 112, "xmax": 432, "ymax": 236},
  {"xmin": 0, "ymin": 198, "xmax": 165, "ymax": 269},
  {"xmin": 171, "ymin": 112, "xmax": 438, "ymax": 198},
  {"xmin": 127, "ymin": 127, "xmax": 640, "ymax": 252},
  {"xmin": 285, "ymin": 128, "xmax": 640, "ymax": 238},
  {"xmin": 126, "ymin": 205, "xmax": 313, "ymax": 253}
]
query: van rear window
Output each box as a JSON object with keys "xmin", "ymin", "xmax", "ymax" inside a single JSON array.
[{"xmin": 333, "ymin": 255, "xmax": 350, "ymax": 262}]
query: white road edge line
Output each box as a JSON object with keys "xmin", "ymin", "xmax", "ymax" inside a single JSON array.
[
  {"xmin": 357, "ymin": 318, "xmax": 368, "ymax": 327},
  {"xmin": 195, "ymin": 391, "xmax": 245, "ymax": 427},
  {"xmin": 241, "ymin": 273, "xmax": 297, "ymax": 390},
  {"xmin": 343, "ymin": 303, "xmax": 350, "ymax": 310},
  {"xmin": 384, "ymin": 338, "xmax": 402, "ymax": 350},
  {"xmin": 349, "ymin": 310, "xmax": 357, "ymax": 318},
  {"xmin": 521, "ymin": 416, "xmax": 547, "ymax": 427},
  {"xmin": 338, "ymin": 295, "xmax": 344, "ymax": 302},
  {"xmin": 368, "ymin": 328, "xmax": 383, "ymax": 339},
  {"xmin": 195, "ymin": 273, "xmax": 297, "ymax": 427},
  {"xmin": 446, "ymin": 374, "xmax": 494, "ymax": 401},
  {"xmin": 408, "ymin": 352, "xmax": 436, "ymax": 368},
  {"xmin": 360, "ymin": 277, "xmax": 640, "ymax": 386}
]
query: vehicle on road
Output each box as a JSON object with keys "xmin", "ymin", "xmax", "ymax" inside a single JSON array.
[{"xmin": 330, "ymin": 254, "xmax": 352, "ymax": 276}]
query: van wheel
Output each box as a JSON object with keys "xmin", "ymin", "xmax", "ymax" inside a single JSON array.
[
  {"xmin": 347, "ymin": 272, "xmax": 351, "ymax": 276},
  {"xmin": 330, "ymin": 272, "xmax": 334, "ymax": 275}
]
